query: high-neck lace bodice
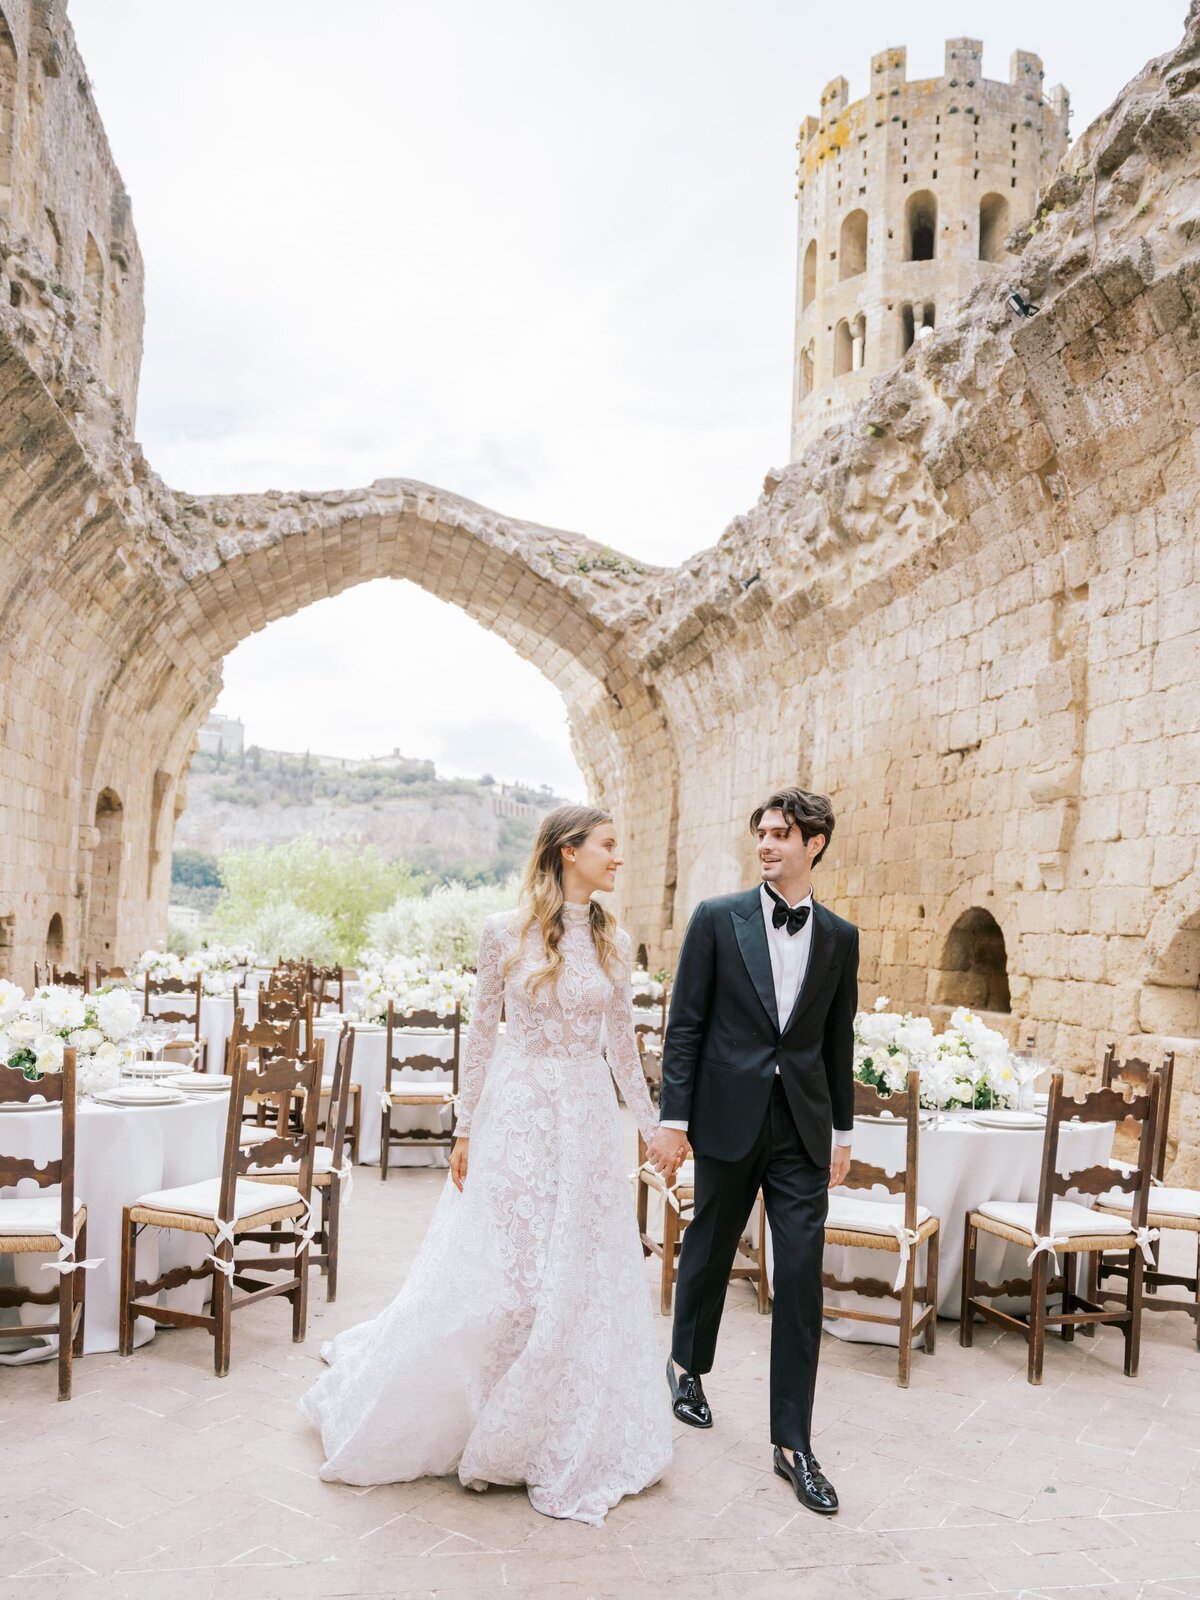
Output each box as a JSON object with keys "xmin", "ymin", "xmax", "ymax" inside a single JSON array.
[{"xmin": 456, "ymin": 908, "xmax": 657, "ymax": 1143}]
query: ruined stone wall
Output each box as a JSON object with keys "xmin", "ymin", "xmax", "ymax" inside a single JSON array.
[{"xmin": 793, "ymin": 39, "xmax": 1067, "ymax": 455}]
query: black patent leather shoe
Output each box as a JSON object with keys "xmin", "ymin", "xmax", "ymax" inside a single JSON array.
[
  {"xmin": 773, "ymin": 1446, "xmax": 838, "ymax": 1514},
  {"xmin": 667, "ymin": 1356, "xmax": 713, "ymax": 1428}
]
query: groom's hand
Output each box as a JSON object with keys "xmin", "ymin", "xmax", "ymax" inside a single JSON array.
[
  {"xmin": 647, "ymin": 1126, "xmax": 690, "ymax": 1180},
  {"xmin": 829, "ymin": 1144, "xmax": 851, "ymax": 1187}
]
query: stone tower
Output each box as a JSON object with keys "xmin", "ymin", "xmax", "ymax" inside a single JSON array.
[{"xmin": 791, "ymin": 40, "xmax": 1069, "ymax": 458}]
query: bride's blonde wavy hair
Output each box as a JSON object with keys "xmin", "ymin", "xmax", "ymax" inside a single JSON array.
[{"xmin": 506, "ymin": 804, "xmax": 625, "ymax": 998}]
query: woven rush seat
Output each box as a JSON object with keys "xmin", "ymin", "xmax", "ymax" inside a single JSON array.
[
  {"xmin": 383, "ymin": 1081, "xmax": 454, "ymax": 1100},
  {"xmin": 1095, "ymin": 1186, "xmax": 1200, "ymax": 1226},
  {"xmin": 128, "ymin": 1176, "xmax": 305, "ymax": 1233},
  {"xmin": 826, "ymin": 1194, "xmax": 935, "ymax": 1246},
  {"xmin": 0, "ymin": 1197, "xmax": 87, "ymax": 1250},
  {"xmin": 973, "ymin": 1198, "xmax": 1138, "ymax": 1250}
]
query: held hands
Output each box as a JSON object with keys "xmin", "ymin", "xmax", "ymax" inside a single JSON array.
[
  {"xmin": 829, "ymin": 1143, "xmax": 851, "ymax": 1188},
  {"xmin": 646, "ymin": 1126, "xmax": 690, "ymax": 1182},
  {"xmin": 450, "ymin": 1136, "xmax": 469, "ymax": 1191}
]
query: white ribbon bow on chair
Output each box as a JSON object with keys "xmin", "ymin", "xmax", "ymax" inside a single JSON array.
[
  {"xmin": 337, "ymin": 1157, "xmax": 354, "ymax": 1207},
  {"xmin": 377, "ymin": 1089, "xmax": 393, "ymax": 1114},
  {"xmin": 208, "ymin": 1212, "xmax": 239, "ymax": 1279},
  {"xmin": 629, "ymin": 1161, "xmax": 683, "ymax": 1213},
  {"xmin": 38, "ymin": 1228, "xmax": 103, "ymax": 1276},
  {"xmin": 886, "ymin": 1225, "xmax": 924, "ymax": 1292},
  {"xmin": 1026, "ymin": 1231, "xmax": 1069, "ymax": 1274},
  {"xmin": 1133, "ymin": 1225, "xmax": 1160, "ymax": 1265},
  {"xmin": 292, "ymin": 1203, "xmax": 321, "ymax": 1253}
]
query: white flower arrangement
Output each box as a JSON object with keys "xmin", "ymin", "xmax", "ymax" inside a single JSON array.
[
  {"xmin": 853, "ymin": 999, "xmax": 1023, "ymax": 1111},
  {"xmin": 356, "ymin": 950, "xmax": 476, "ymax": 1025},
  {"xmin": 631, "ymin": 968, "xmax": 667, "ymax": 1002},
  {"xmin": 134, "ymin": 943, "xmax": 260, "ymax": 996},
  {"xmin": 1, "ymin": 983, "xmax": 143, "ymax": 1098}
]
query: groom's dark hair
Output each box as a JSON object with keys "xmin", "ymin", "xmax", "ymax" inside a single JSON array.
[{"xmin": 749, "ymin": 787, "xmax": 835, "ymax": 866}]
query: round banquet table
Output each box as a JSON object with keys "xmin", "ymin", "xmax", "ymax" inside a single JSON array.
[
  {"xmin": 0, "ymin": 1093, "xmax": 230, "ymax": 1358},
  {"xmin": 756, "ymin": 1113, "xmax": 1115, "ymax": 1345},
  {"xmin": 311, "ymin": 1021, "xmax": 461, "ymax": 1167}
]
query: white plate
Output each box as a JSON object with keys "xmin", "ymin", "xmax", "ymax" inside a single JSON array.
[
  {"xmin": 970, "ymin": 1110, "xmax": 1046, "ymax": 1130},
  {"xmin": 93, "ymin": 1086, "xmax": 187, "ymax": 1107},
  {"xmin": 0, "ymin": 1099, "xmax": 55, "ymax": 1112},
  {"xmin": 854, "ymin": 1112, "xmax": 907, "ymax": 1125},
  {"xmin": 165, "ymin": 1073, "xmax": 231, "ymax": 1090}
]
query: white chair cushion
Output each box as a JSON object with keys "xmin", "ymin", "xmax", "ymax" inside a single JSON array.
[
  {"xmin": 642, "ymin": 1159, "xmax": 695, "ymax": 1189},
  {"xmin": 977, "ymin": 1199, "xmax": 1133, "ymax": 1237},
  {"xmin": 134, "ymin": 1177, "xmax": 304, "ymax": 1217},
  {"xmin": 237, "ymin": 1124, "xmax": 274, "ymax": 1145},
  {"xmin": 0, "ymin": 1197, "xmax": 84, "ymax": 1236},
  {"xmin": 1098, "ymin": 1185, "xmax": 1200, "ymax": 1219},
  {"xmin": 248, "ymin": 1147, "xmax": 336, "ymax": 1178},
  {"xmin": 827, "ymin": 1196, "xmax": 931, "ymax": 1233},
  {"xmin": 387, "ymin": 1081, "xmax": 452, "ymax": 1098}
]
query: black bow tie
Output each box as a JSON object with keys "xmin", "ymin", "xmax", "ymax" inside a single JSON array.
[{"xmin": 766, "ymin": 886, "xmax": 811, "ymax": 936}]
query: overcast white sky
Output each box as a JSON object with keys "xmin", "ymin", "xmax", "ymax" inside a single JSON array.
[{"xmin": 73, "ymin": 0, "xmax": 1185, "ymax": 796}]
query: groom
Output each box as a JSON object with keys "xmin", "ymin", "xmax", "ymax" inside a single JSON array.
[{"xmin": 646, "ymin": 786, "xmax": 857, "ymax": 1513}]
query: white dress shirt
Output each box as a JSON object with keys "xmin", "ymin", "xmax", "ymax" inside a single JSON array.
[{"xmin": 660, "ymin": 884, "xmax": 852, "ymax": 1149}]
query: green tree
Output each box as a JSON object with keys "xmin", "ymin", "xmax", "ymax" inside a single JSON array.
[
  {"xmin": 210, "ymin": 838, "xmax": 421, "ymax": 963},
  {"xmin": 171, "ymin": 849, "xmax": 222, "ymax": 889}
]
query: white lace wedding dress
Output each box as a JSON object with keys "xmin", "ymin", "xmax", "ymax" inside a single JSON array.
[{"xmin": 300, "ymin": 904, "xmax": 672, "ymax": 1525}]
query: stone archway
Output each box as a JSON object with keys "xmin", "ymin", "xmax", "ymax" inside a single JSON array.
[
  {"xmin": 86, "ymin": 788, "xmax": 124, "ymax": 964},
  {"xmin": 932, "ymin": 906, "xmax": 1012, "ymax": 1015}
]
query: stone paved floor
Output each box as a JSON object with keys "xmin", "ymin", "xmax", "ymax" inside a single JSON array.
[{"xmin": 3, "ymin": 1139, "xmax": 1199, "ymax": 1599}]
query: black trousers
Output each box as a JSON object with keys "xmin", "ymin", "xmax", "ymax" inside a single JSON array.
[{"xmin": 671, "ymin": 1077, "xmax": 829, "ymax": 1450}]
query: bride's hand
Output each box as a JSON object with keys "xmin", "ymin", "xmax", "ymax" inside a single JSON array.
[{"xmin": 450, "ymin": 1136, "xmax": 470, "ymax": 1191}]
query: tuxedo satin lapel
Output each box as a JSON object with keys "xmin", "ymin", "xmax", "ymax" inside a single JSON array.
[
  {"xmin": 732, "ymin": 892, "xmax": 779, "ymax": 1032},
  {"xmin": 782, "ymin": 901, "xmax": 837, "ymax": 1036}
]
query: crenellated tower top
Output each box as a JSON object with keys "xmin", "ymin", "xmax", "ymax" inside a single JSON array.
[{"xmin": 791, "ymin": 40, "xmax": 1069, "ymax": 458}]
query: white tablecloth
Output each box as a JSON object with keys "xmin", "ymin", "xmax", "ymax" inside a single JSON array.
[
  {"xmin": 311, "ymin": 1022, "xmax": 458, "ymax": 1166},
  {"xmin": 751, "ymin": 1113, "xmax": 1115, "ymax": 1344},
  {"xmin": 0, "ymin": 1093, "xmax": 230, "ymax": 1356},
  {"xmin": 201, "ymin": 992, "xmax": 258, "ymax": 1074}
]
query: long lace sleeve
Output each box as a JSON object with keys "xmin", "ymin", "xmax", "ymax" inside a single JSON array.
[
  {"xmin": 456, "ymin": 917, "xmax": 505, "ymax": 1136},
  {"xmin": 604, "ymin": 930, "xmax": 659, "ymax": 1146}
]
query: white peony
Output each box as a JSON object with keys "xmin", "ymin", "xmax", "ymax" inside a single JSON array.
[
  {"xmin": 8, "ymin": 1017, "xmax": 38, "ymax": 1044},
  {"xmin": 0, "ymin": 978, "xmax": 24, "ymax": 1026},
  {"xmin": 40, "ymin": 988, "xmax": 87, "ymax": 1032},
  {"xmin": 69, "ymin": 1026, "xmax": 105, "ymax": 1052},
  {"xmin": 94, "ymin": 988, "xmax": 141, "ymax": 1042}
]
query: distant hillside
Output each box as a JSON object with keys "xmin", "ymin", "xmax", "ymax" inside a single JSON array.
[{"xmin": 172, "ymin": 747, "xmax": 562, "ymax": 907}]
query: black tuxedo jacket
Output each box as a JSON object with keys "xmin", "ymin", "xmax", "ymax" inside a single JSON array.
[{"xmin": 659, "ymin": 888, "xmax": 859, "ymax": 1166}]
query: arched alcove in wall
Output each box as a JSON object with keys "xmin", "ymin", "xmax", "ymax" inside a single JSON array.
[
  {"xmin": 45, "ymin": 912, "xmax": 64, "ymax": 966},
  {"xmin": 86, "ymin": 788, "xmax": 124, "ymax": 963},
  {"xmin": 934, "ymin": 906, "xmax": 1011, "ymax": 1014}
]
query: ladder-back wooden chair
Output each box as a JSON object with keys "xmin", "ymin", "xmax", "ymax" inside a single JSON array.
[
  {"xmin": 1089, "ymin": 1053, "xmax": 1197, "ymax": 1343},
  {"xmin": 118, "ymin": 1043, "xmax": 322, "ymax": 1375},
  {"xmin": 0, "ymin": 1049, "xmax": 88, "ymax": 1400},
  {"xmin": 51, "ymin": 966, "xmax": 91, "ymax": 993},
  {"xmin": 634, "ymin": 1131, "xmax": 768, "ymax": 1317},
  {"xmin": 960, "ymin": 1071, "xmax": 1161, "ymax": 1383},
  {"xmin": 95, "ymin": 964, "xmax": 132, "ymax": 988},
  {"xmin": 823, "ymin": 1071, "xmax": 940, "ymax": 1386},
  {"xmin": 143, "ymin": 973, "xmax": 205, "ymax": 1071},
  {"xmin": 379, "ymin": 1002, "xmax": 461, "ymax": 1179},
  {"xmin": 254, "ymin": 1024, "xmax": 354, "ymax": 1299},
  {"xmin": 308, "ymin": 964, "xmax": 344, "ymax": 1013}
]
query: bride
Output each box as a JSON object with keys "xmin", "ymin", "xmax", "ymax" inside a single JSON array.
[{"xmin": 301, "ymin": 804, "xmax": 676, "ymax": 1525}]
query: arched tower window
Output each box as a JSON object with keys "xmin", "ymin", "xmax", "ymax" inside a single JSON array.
[
  {"xmin": 46, "ymin": 913, "xmax": 64, "ymax": 966},
  {"xmin": 833, "ymin": 319, "xmax": 854, "ymax": 377},
  {"xmin": 938, "ymin": 907, "xmax": 1011, "ymax": 1013},
  {"xmin": 801, "ymin": 239, "xmax": 817, "ymax": 309},
  {"xmin": 978, "ymin": 193, "xmax": 1011, "ymax": 263},
  {"xmin": 904, "ymin": 190, "xmax": 937, "ymax": 262},
  {"xmin": 839, "ymin": 209, "xmax": 868, "ymax": 280}
]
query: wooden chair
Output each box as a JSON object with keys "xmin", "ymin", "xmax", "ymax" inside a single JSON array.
[
  {"xmin": 822, "ymin": 1072, "xmax": 941, "ymax": 1386},
  {"xmin": 51, "ymin": 966, "xmax": 90, "ymax": 993},
  {"xmin": 254, "ymin": 1025, "xmax": 354, "ymax": 1299},
  {"xmin": 960, "ymin": 1071, "xmax": 1161, "ymax": 1384},
  {"xmin": 379, "ymin": 1002, "xmax": 461, "ymax": 1179},
  {"xmin": 118, "ymin": 1043, "xmax": 322, "ymax": 1375},
  {"xmin": 143, "ymin": 973, "xmax": 205, "ymax": 1071},
  {"xmin": 1089, "ymin": 1053, "xmax": 1197, "ymax": 1345},
  {"xmin": 308, "ymin": 964, "xmax": 344, "ymax": 1013},
  {"xmin": 95, "ymin": 964, "xmax": 132, "ymax": 988},
  {"xmin": 255, "ymin": 991, "xmax": 313, "ymax": 1056},
  {"xmin": 0, "ymin": 1049, "xmax": 88, "ymax": 1400},
  {"xmin": 241, "ymin": 1017, "xmax": 302, "ymax": 1138},
  {"xmin": 635, "ymin": 1131, "xmax": 768, "ymax": 1316}
]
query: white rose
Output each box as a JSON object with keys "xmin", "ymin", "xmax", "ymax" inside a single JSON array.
[
  {"xmin": 949, "ymin": 1079, "xmax": 974, "ymax": 1104},
  {"xmin": 8, "ymin": 1017, "xmax": 38, "ymax": 1044}
]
